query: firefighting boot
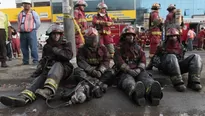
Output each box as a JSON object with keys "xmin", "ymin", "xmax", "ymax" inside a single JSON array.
[
  {"xmin": 187, "ymin": 74, "xmax": 202, "ymax": 91},
  {"xmin": 35, "ymin": 78, "xmax": 58, "ymax": 100},
  {"xmin": 170, "ymin": 75, "xmax": 186, "ymax": 92},
  {"xmin": 0, "ymin": 90, "xmax": 36, "ymax": 107},
  {"xmin": 132, "ymin": 81, "xmax": 146, "ymax": 106},
  {"xmin": 1, "ymin": 61, "xmax": 8, "ymax": 68},
  {"xmin": 146, "ymin": 81, "xmax": 163, "ymax": 106}
]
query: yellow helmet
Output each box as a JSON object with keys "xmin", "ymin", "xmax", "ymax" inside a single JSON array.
[{"xmin": 151, "ymin": 3, "xmax": 161, "ymax": 10}]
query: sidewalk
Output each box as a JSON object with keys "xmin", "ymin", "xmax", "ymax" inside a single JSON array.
[{"xmin": 0, "ymin": 50, "xmax": 205, "ymax": 82}]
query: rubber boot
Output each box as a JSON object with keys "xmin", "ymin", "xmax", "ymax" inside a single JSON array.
[
  {"xmin": 187, "ymin": 75, "xmax": 202, "ymax": 91},
  {"xmin": 35, "ymin": 88, "xmax": 54, "ymax": 100},
  {"xmin": 1, "ymin": 61, "xmax": 8, "ymax": 68},
  {"xmin": 170, "ymin": 75, "xmax": 186, "ymax": 92},
  {"xmin": 35, "ymin": 78, "xmax": 58, "ymax": 100},
  {"xmin": 149, "ymin": 81, "xmax": 162, "ymax": 106},
  {"xmin": 132, "ymin": 81, "xmax": 146, "ymax": 106},
  {"xmin": 0, "ymin": 90, "xmax": 36, "ymax": 107}
]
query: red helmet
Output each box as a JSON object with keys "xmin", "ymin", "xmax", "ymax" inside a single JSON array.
[
  {"xmin": 75, "ymin": 0, "xmax": 88, "ymax": 7},
  {"xmin": 121, "ymin": 26, "xmax": 136, "ymax": 36},
  {"xmin": 166, "ymin": 28, "xmax": 180, "ymax": 36},
  {"xmin": 84, "ymin": 27, "xmax": 98, "ymax": 37},
  {"xmin": 167, "ymin": 4, "xmax": 176, "ymax": 11},
  {"xmin": 97, "ymin": 2, "xmax": 108, "ymax": 9},
  {"xmin": 84, "ymin": 27, "xmax": 99, "ymax": 47}
]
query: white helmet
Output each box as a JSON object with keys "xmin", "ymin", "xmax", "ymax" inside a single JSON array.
[
  {"xmin": 74, "ymin": 0, "xmax": 88, "ymax": 7},
  {"xmin": 22, "ymin": 0, "xmax": 31, "ymax": 4},
  {"xmin": 97, "ymin": 2, "xmax": 108, "ymax": 9}
]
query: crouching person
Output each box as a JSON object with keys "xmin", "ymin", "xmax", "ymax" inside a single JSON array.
[
  {"xmin": 61, "ymin": 27, "xmax": 115, "ymax": 104},
  {"xmin": 114, "ymin": 26, "xmax": 163, "ymax": 106},
  {"xmin": 147, "ymin": 28, "xmax": 203, "ymax": 92},
  {"xmin": 0, "ymin": 24, "xmax": 73, "ymax": 107}
]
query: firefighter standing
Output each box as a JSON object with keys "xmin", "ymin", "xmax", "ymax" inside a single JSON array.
[
  {"xmin": 0, "ymin": 24, "xmax": 74, "ymax": 107},
  {"xmin": 146, "ymin": 28, "xmax": 203, "ymax": 92},
  {"xmin": 64, "ymin": 27, "xmax": 115, "ymax": 104},
  {"xmin": 197, "ymin": 27, "xmax": 205, "ymax": 50},
  {"xmin": 92, "ymin": 2, "xmax": 114, "ymax": 58},
  {"xmin": 74, "ymin": 0, "xmax": 88, "ymax": 49},
  {"xmin": 114, "ymin": 26, "xmax": 163, "ymax": 106},
  {"xmin": 165, "ymin": 4, "xmax": 177, "ymax": 29},
  {"xmin": 149, "ymin": 3, "xmax": 163, "ymax": 58},
  {"xmin": 165, "ymin": 4, "xmax": 184, "ymax": 33}
]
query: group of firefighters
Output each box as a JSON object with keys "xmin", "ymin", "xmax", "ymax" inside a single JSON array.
[{"xmin": 0, "ymin": 1, "xmax": 203, "ymax": 109}]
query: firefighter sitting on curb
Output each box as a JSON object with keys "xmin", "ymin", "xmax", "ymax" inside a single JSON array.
[
  {"xmin": 61, "ymin": 27, "xmax": 115, "ymax": 105},
  {"xmin": 146, "ymin": 28, "xmax": 203, "ymax": 92},
  {"xmin": 92, "ymin": 1, "xmax": 114, "ymax": 58},
  {"xmin": 0, "ymin": 24, "xmax": 74, "ymax": 107},
  {"xmin": 114, "ymin": 26, "xmax": 163, "ymax": 106}
]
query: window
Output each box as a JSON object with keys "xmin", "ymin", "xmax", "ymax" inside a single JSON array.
[
  {"xmin": 34, "ymin": 2, "xmax": 50, "ymax": 7},
  {"xmin": 16, "ymin": 3, "xmax": 22, "ymax": 8},
  {"xmin": 85, "ymin": 0, "xmax": 135, "ymax": 12},
  {"xmin": 52, "ymin": 0, "xmax": 135, "ymax": 14},
  {"xmin": 184, "ymin": 9, "xmax": 190, "ymax": 16},
  {"xmin": 52, "ymin": 2, "xmax": 62, "ymax": 14}
]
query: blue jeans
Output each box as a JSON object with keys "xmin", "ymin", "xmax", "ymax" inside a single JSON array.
[
  {"xmin": 187, "ymin": 38, "xmax": 193, "ymax": 51},
  {"xmin": 20, "ymin": 30, "xmax": 38, "ymax": 64}
]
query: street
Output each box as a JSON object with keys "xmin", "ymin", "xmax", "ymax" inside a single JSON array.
[{"xmin": 0, "ymin": 50, "xmax": 205, "ymax": 116}]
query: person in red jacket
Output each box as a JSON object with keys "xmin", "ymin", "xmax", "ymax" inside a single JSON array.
[
  {"xmin": 92, "ymin": 2, "xmax": 114, "ymax": 58},
  {"xmin": 148, "ymin": 3, "xmax": 163, "ymax": 58},
  {"xmin": 197, "ymin": 27, "xmax": 205, "ymax": 50},
  {"xmin": 11, "ymin": 27, "xmax": 21, "ymax": 58},
  {"xmin": 74, "ymin": 0, "xmax": 88, "ymax": 49},
  {"xmin": 165, "ymin": 4, "xmax": 176, "ymax": 26}
]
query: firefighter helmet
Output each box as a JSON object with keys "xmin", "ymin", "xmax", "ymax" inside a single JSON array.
[
  {"xmin": 46, "ymin": 24, "xmax": 64, "ymax": 35},
  {"xmin": 97, "ymin": 2, "xmax": 108, "ymax": 9},
  {"xmin": 84, "ymin": 27, "xmax": 99, "ymax": 47},
  {"xmin": 151, "ymin": 3, "xmax": 161, "ymax": 10},
  {"xmin": 166, "ymin": 28, "xmax": 180, "ymax": 36},
  {"xmin": 84, "ymin": 27, "xmax": 98, "ymax": 37},
  {"xmin": 167, "ymin": 4, "xmax": 176, "ymax": 11},
  {"xmin": 74, "ymin": 0, "xmax": 88, "ymax": 7},
  {"xmin": 121, "ymin": 25, "xmax": 136, "ymax": 36}
]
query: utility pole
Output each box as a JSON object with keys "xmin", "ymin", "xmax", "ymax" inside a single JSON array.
[{"xmin": 62, "ymin": 0, "xmax": 76, "ymax": 57}]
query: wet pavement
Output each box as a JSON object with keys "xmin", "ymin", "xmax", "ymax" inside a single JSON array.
[{"xmin": 0, "ymin": 50, "xmax": 205, "ymax": 116}]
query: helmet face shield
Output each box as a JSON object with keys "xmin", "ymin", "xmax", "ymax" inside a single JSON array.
[
  {"xmin": 84, "ymin": 27, "xmax": 99, "ymax": 48},
  {"xmin": 85, "ymin": 36, "xmax": 99, "ymax": 48}
]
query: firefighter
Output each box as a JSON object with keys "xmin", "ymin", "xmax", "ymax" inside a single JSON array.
[
  {"xmin": 165, "ymin": 4, "xmax": 183, "ymax": 32},
  {"xmin": 165, "ymin": 4, "xmax": 176, "ymax": 28},
  {"xmin": 197, "ymin": 27, "xmax": 205, "ymax": 50},
  {"xmin": 0, "ymin": 24, "xmax": 74, "ymax": 107},
  {"xmin": 74, "ymin": 0, "xmax": 88, "ymax": 49},
  {"xmin": 92, "ymin": 2, "xmax": 114, "ymax": 58},
  {"xmin": 149, "ymin": 3, "xmax": 163, "ymax": 58},
  {"xmin": 114, "ymin": 26, "xmax": 163, "ymax": 106},
  {"xmin": 63, "ymin": 27, "xmax": 115, "ymax": 104},
  {"xmin": 146, "ymin": 28, "xmax": 203, "ymax": 92}
]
